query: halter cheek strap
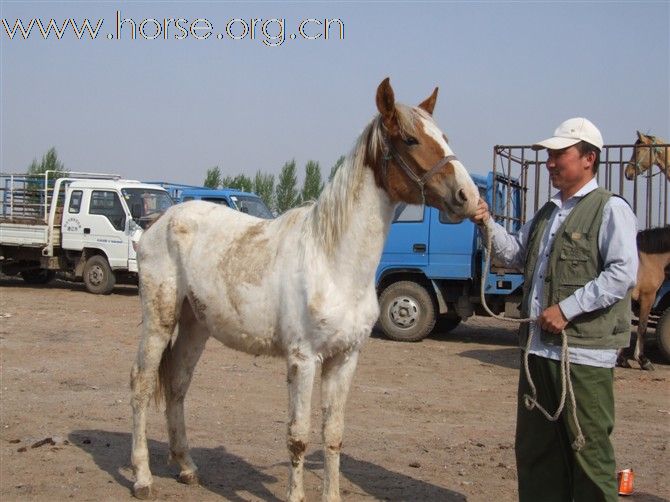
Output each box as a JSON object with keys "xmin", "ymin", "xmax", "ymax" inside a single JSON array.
[{"xmin": 380, "ymin": 130, "xmax": 457, "ymax": 204}]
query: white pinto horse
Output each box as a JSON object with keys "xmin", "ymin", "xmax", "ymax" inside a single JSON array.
[{"xmin": 130, "ymin": 78, "xmax": 480, "ymax": 501}]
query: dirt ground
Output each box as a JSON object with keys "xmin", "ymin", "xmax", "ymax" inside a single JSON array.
[{"xmin": 1, "ymin": 279, "xmax": 668, "ymax": 502}]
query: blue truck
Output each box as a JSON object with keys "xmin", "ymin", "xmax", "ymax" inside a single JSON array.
[
  {"xmin": 375, "ymin": 143, "xmax": 670, "ymax": 363},
  {"xmin": 145, "ymin": 182, "xmax": 273, "ymax": 219},
  {"xmin": 375, "ymin": 172, "xmax": 523, "ymax": 341}
]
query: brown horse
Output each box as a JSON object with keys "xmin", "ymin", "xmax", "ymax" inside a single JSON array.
[
  {"xmin": 617, "ymin": 225, "xmax": 670, "ymax": 370},
  {"xmin": 624, "ymin": 131, "xmax": 669, "ymax": 181}
]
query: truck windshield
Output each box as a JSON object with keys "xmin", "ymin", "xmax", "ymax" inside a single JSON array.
[
  {"xmin": 229, "ymin": 195, "xmax": 273, "ymax": 219},
  {"xmin": 121, "ymin": 188, "xmax": 174, "ymax": 229}
]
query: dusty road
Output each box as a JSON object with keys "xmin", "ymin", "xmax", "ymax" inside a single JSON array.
[{"xmin": 1, "ymin": 279, "xmax": 668, "ymax": 501}]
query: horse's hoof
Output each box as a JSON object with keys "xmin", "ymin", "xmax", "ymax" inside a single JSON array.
[
  {"xmin": 640, "ymin": 359, "xmax": 655, "ymax": 371},
  {"xmin": 616, "ymin": 358, "xmax": 632, "ymax": 369},
  {"xmin": 133, "ymin": 484, "xmax": 156, "ymax": 500},
  {"xmin": 178, "ymin": 471, "xmax": 199, "ymax": 485}
]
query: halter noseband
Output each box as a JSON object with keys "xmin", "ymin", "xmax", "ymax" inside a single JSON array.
[{"xmin": 380, "ymin": 128, "xmax": 457, "ymax": 205}]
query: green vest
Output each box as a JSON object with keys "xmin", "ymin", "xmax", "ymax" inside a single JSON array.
[{"xmin": 519, "ymin": 187, "xmax": 632, "ymax": 349}]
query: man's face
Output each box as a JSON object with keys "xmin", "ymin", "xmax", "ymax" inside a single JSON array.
[{"xmin": 546, "ymin": 145, "xmax": 594, "ymax": 192}]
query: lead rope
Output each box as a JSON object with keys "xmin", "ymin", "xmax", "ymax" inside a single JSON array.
[{"xmin": 479, "ymin": 224, "xmax": 585, "ymax": 451}]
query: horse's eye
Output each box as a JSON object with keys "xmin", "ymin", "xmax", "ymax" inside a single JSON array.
[{"xmin": 404, "ymin": 136, "xmax": 419, "ymax": 146}]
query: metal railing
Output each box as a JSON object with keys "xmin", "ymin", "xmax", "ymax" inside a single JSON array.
[
  {"xmin": 492, "ymin": 143, "xmax": 669, "ymax": 231},
  {"xmin": 0, "ymin": 171, "xmax": 121, "ymax": 223}
]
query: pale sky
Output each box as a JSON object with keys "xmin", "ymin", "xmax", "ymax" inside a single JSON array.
[{"xmin": 1, "ymin": 1, "xmax": 668, "ymax": 186}]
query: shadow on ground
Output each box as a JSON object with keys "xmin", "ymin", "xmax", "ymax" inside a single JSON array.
[
  {"xmin": 628, "ymin": 493, "xmax": 670, "ymax": 502},
  {"xmin": 70, "ymin": 429, "xmax": 466, "ymax": 501},
  {"xmin": 457, "ymin": 347, "xmax": 520, "ymax": 370},
  {"xmin": 0, "ymin": 277, "xmax": 137, "ymax": 296},
  {"xmin": 70, "ymin": 429, "xmax": 281, "ymax": 501}
]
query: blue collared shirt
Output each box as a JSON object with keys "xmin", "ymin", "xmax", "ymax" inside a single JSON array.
[{"xmin": 485, "ymin": 178, "xmax": 638, "ymax": 368}]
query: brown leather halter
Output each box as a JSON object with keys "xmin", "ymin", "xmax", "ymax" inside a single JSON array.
[{"xmin": 380, "ymin": 128, "xmax": 457, "ymax": 205}]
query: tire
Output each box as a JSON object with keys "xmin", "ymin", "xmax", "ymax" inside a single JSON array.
[
  {"xmin": 436, "ymin": 314, "xmax": 462, "ymax": 333},
  {"xmin": 657, "ymin": 307, "xmax": 670, "ymax": 363},
  {"xmin": 20, "ymin": 269, "xmax": 55, "ymax": 285},
  {"xmin": 378, "ymin": 281, "xmax": 436, "ymax": 342},
  {"xmin": 83, "ymin": 255, "xmax": 116, "ymax": 295}
]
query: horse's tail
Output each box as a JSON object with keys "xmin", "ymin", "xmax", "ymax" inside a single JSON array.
[{"xmin": 155, "ymin": 341, "xmax": 174, "ymax": 407}]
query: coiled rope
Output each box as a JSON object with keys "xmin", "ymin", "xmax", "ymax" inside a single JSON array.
[{"xmin": 479, "ymin": 223, "xmax": 585, "ymax": 451}]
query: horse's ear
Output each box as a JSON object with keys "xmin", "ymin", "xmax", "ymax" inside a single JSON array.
[
  {"xmin": 637, "ymin": 130, "xmax": 644, "ymax": 141},
  {"xmin": 418, "ymin": 87, "xmax": 439, "ymax": 115},
  {"xmin": 376, "ymin": 78, "xmax": 398, "ymax": 133}
]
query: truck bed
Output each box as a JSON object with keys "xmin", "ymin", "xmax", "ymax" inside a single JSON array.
[{"xmin": 0, "ymin": 221, "xmax": 57, "ymax": 247}]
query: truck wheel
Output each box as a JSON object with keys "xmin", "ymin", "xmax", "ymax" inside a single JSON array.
[
  {"xmin": 657, "ymin": 307, "xmax": 670, "ymax": 363},
  {"xmin": 83, "ymin": 255, "xmax": 116, "ymax": 295},
  {"xmin": 20, "ymin": 269, "xmax": 55, "ymax": 285},
  {"xmin": 379, "ymin": 281, "xmax": 436, "ymax": 342}
]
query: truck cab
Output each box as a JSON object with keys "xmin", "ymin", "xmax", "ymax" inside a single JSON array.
[
  {"xmin": 147, "ymin": 182, "xmax": 273, "ymax": 219},
  {"xmin": 0, "ymin": 172, "xmax": 172, "ymax": 294},
  {"xmin": 60, "ymin": 179, "xmax": 173, "ymax": 272},
  {"xmin": 375, "ymin": 172, "xmax": 524, "ymax": 341}
]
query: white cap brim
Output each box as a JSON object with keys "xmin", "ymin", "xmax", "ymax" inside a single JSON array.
[{"xmin": 531, "ymin": 136, "xmax": 581, "ymax": 151}]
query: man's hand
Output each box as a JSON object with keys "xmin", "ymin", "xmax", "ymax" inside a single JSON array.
[
  {"xmin": 538, "ymin": 304, "xmax": 568, "ymax": 334},
  {"xmin": 470, "ymin": 198, "xmax": 491, "ymax": 226}
]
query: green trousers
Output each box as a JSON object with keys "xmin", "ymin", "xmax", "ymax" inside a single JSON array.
[{"xmin": 515, "ymin": 354, "xmax": 618, "ymax": 502}]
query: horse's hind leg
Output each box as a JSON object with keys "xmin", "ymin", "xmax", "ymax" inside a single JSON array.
[
  {"xmin": 286, "ymin": 349, "xmax": 316, "ymax": 502},
  {"xmin": 635, "ymin": 292, "xmax": 655, "ymax": 371},
  {"xmin": 130, "ymin": 280, "xmax": 180, "ymax": 499},
  {"xmin": 320, "ymin": 350, "xmax": 360, "ymax": 502},
  {"xmin": 164, "ymin": 302, "xmax": 209, "ymax": 485}
]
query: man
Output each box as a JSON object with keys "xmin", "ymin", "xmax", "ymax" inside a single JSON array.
[{"xmin": 471, "ymin": 118, "xmax": 638, "ymax": 502}]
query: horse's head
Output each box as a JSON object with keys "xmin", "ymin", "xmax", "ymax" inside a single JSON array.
[
  {"xmin": 369, "ymin": 78, "xmax": 479, "ymax": 222},
  {"xmin": 625, "ymin": 131, "xmax": 656, "ymax": 180}
]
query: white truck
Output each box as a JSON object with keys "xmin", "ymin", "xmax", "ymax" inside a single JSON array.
[{"xmin": 0, "ymin": 171, "xmax": 173, "ymax": 294}]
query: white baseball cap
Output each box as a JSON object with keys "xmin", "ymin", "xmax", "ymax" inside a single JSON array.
[{"xmin": 532, "ymin": 117, "xmax": 604, "ymax": 151}]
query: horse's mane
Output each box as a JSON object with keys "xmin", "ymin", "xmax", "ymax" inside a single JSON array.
[
  {"xmin": 637, "ymin": 225, "xmax": 670, "ymax": 254},
  {"xmin": 637, "ymin": 132, "xmax": 668, "ymax": 145},
  {"xmin": 302, "ymin": 104, "xmax": 419, "ymax": 254}
]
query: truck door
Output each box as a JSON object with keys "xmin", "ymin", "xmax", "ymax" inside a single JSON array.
[
  {"xmin": 426, "ymin": 209, "xmax": 476, "ymax": 279},
  {"xmin": 61, "ymin": 189, "xmax": 85, "ymax": 251},
  {"xmin": 80, "ymin": 190, "xmax": 129, "ymax": 268},
  {"xmin": 378, "ymin": 204, "xmax": 429, "ymax": 274}
]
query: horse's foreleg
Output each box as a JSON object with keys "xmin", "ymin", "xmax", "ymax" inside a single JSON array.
[
  {"xmin": 130, "ymin": 324, "xmax": 174, "ymax": 499},
  {"xmin": 320, "ymin": 350, "xmax": 360, "ymax": 502},
  {"xmin": 286, "ymin": 351, "xmax": 316, "ymax": 502},
  {"xmin": 635, "ymin": 292, "xmax": 655, "ymax": 371},
  {"xmin": 165, "ymin": 307, "xmax": 209, "ymax": 486}
]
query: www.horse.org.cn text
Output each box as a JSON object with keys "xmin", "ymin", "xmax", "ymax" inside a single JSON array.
[{"xmin": 1, "ymin": 12, "xmax": 345, "ymax": 46}]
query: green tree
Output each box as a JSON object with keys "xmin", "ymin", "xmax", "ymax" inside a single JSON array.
[
  {"xmin": 300, "ymin": 160, "xmax": 323, "ymax": 203},
  {"xmin": 203, "ymin": 166, "xmax": 221, "ymax": 188},
  {"xmin": 221, "ymin": 175, "xmax": 235, "ymax": 188},
  {"xmin": 229, "ymin": 174, "xmax": 253, "ymax": 193},
  {"xmin": 275, "ymin": 160, "xmax": 298, "ymax": 214},
  {"xmin": 328, "ymin": 155, "xmax": 345, "ymax": 181},
  {"xmin": 24, "ymin": 147, "xmax": 69, "ymax": 215},
  {"xmin": 253, "ymin": 171, "xmax": 275, "ymax": 210},
  {"xmin": 27, "ymin": 147, "xmax": 68, "ymax": 178}
]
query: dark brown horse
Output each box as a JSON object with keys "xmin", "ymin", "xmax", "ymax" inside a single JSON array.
[{"xmin": 617, "ymin": 225, "xmax": 670, "ymax": 370}]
